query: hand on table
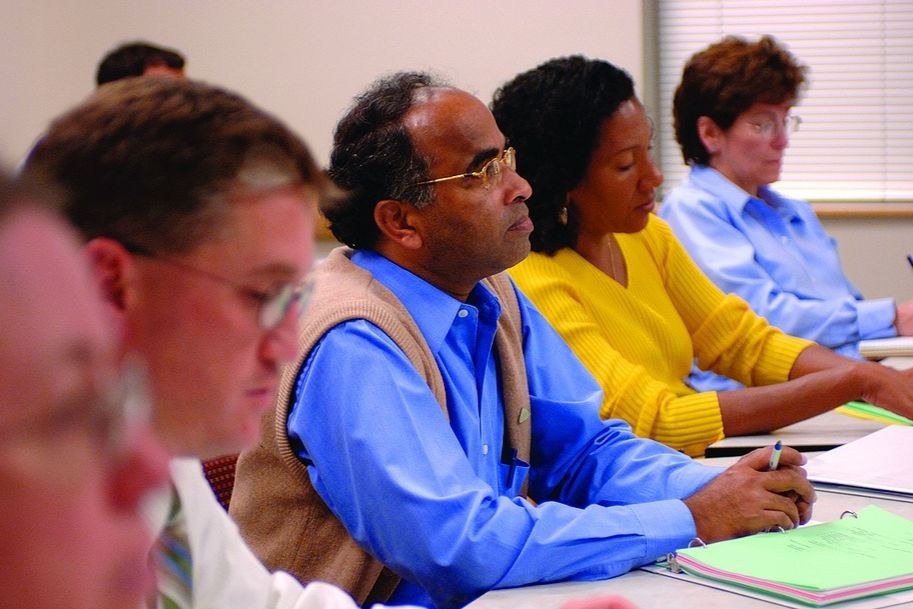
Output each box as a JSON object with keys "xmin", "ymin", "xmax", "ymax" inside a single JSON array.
[{"xmin": 684, "ymin": 445, "xmax": 815, "ymax": 543}]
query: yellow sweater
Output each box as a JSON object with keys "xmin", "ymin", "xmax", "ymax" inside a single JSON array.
[{"xmin": 509, "ymin": 215, "xmax": 812, "ymax": 456}]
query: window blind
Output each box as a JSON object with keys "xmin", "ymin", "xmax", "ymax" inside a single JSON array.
[{"xmin": 655, "ymin": 0, "xmax": 913, "ymax": 204}]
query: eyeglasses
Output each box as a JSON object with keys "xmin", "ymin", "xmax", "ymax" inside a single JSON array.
[
  {"xmin": 0, "ymin": 359, "xmax": 151, "ymax": 483},
  {"xmin": 745, "ymin": 115, "xmax": 802, "ymax": 139},
  {"xmin": 414, "ymin": 147, "xmax": 516, "ymax": 190},
  {"xmin": 123, "ymin": 241, "xmax": 311, "ymax": 331}
]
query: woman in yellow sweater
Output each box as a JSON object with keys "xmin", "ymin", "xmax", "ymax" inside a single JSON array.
[{"xmin": 491, "ymin": 56, "xmax": 913, "ymax": 456}]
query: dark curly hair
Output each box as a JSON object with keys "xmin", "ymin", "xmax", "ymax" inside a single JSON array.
[
  {"xmin": 674, "ymin": 35, "xmax": 808, "ymax": 166},
  {"xmin": 491, "ymin": 56, "xmax": 634, "ymax": 254},
  {"xmin": 96, "ymin": 41, "xmax": 185, "ymax": 86},
  {"xmin": 324, "ymin": 71, "xmax": 447, "ymax": 249}
]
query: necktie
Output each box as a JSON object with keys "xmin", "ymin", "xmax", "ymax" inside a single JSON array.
[{"xmin": 154, "ymin": 489, "xmax": 193, "ymax": 609}]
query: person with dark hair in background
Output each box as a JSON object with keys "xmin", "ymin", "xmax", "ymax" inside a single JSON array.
[
  {"xmin": 24, "ymin": 76, "xmax": 413, "ymax": 609},
  {"xmin": 658, "ymin": 35, "xmax": 913, "ymax": 392},
  {"xmin": 96, "ymin": 40, "xmax": 186, "ymax": 85},
  {"xmin": 230, "ymin": 70, "xmax": 815, "ymax": 609},
  {"xmin": 492, "ymin": 55, "xmax": 913, "ymax": 458},
  {"xmin": 0, "ymin": 169, "xmax": 169, "ymax": 609}
]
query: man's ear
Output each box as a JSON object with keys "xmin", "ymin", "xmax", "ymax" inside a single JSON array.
[
  {"xmin": 84, "ymin": 237, "xmax": 133, "ymax": 314},
  {"xmin": 697, "ymin": 115, "xmax": 723, "ymax": 156},
  {"xmin": 374, "ymin": 199, "xmax": 423, "ymax": 250}
]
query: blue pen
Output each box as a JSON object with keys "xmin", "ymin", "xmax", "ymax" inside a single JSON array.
[{"xmin": 768, "ymin": 440, "xmax": 782, "ymax": 471}]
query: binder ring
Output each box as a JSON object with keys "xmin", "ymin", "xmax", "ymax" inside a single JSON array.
[
  {"xmin": 687, "ymin": 537, "xmax": 707, "ymax": 548},
  {"xmin": 763, "ymin": 525, "xmax": 786, "ymax": 533},
  {"xmin": 840, "ymin": 510, "xmax": 859, "ymax": 519}
]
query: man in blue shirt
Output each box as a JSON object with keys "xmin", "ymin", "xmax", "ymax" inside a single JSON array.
[{"xmin": 230, "ymin": 72, "xmax": 815, "ymax": 609}]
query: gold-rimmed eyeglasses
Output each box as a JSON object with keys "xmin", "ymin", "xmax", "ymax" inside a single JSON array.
[
  {"xmin": 414, "ymin": 147, "xmax": 516, "ymax": 190},
  {"xmin": 122, "ymin": 241, "xmax": 311, "ymax": 331},
  {"xmin": 745, "ymin": 115, "xmax": 802, "ymax": 139}
]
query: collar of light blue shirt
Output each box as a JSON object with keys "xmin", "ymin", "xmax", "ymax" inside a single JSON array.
[{"xmin": 350, "ymin": 249, "xmax": 502, "ymax": 353}]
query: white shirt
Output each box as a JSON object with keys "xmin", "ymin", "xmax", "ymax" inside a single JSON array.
[{"xmin": 149, "ymin": 457, "xmax": 417, "ymax": 609}]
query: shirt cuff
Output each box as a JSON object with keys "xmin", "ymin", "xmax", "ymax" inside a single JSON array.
[
  {"xmin": 752, "ymin": 332, "xmax": 813, "ymax": 385},
  {"xmin": 855, "ymin": 297, "xmax": 897, "ymax": 340},
  {"xmin": 650, "ymin": 391, "xmax": 725, "ymax": 458},
  {"xmin": 627, "ymin": 498, "xmax": 699, "ymax": 563}
]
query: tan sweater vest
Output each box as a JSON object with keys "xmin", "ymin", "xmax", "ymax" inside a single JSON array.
[{"xmin": 230, "ymin": 247, "xmax": 531, "ymax": 605}]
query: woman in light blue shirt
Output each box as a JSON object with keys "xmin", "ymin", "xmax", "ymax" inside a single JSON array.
[{"xmin": 659, "ymin": 35, "xmax": 913, "ymax": 392}]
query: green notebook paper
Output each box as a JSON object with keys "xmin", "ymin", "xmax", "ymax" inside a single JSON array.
[
  {"xmin": 837, "ymin": 401, "xmax": 913, "ymax": 426},
  {"xmin": 674, "ymin": 506, "xmax": 913, "ymax": 606}
]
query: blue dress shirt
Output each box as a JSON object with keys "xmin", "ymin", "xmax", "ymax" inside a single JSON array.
[
  {"xmin": 287, "ymin": 250, "xmax": 721, "ymax": 609},
  {"xmin": 660, "ymin": 165, "xmax": 896, "ymax": 392}
]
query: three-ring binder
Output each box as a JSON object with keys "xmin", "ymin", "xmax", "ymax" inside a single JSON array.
[{"xmin": 649, "ymin": 505, "xmax": 913, "ymax": 607}]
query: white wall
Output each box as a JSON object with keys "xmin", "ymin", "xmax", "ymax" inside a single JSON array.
[
  {"xmin": 3, "ymin": 1, "xmax": 909, "ymax": 303},
  {"xmin": 0, "ymin": 0, "xmax": 645, "ymax": 168},
  {"xmin": 822, "ymin": 218, "xmax": 913, "ymax": 302}
]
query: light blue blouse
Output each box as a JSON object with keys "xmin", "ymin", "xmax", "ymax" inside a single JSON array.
[{"xmin": 661, "ymin": 165, "xmax": 895, "ymax": 391}]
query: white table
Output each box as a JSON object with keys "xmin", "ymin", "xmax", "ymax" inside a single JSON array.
[
  {"xmin": 704, "ymin": 409, "xmax": 886, "ymax": 457},
  {"xmin": 704, "ymin": 356, "xmax": 912, "ymax": 457},
  {"xmin": 464, "ymin": 490, "xmax": 913, "ymax": 609}
]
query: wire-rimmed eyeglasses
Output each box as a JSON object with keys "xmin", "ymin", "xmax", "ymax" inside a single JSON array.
[
  {"xmin": 745, "ymin": 115, "xmax": 802, "ymax": 139},
  {"xmin": 122, "ymin": 241, "xmax": 311, "ymax": 331},
  {"xmin": 414, "ymin": 147, "xmax": 516, "ymax": 190}
]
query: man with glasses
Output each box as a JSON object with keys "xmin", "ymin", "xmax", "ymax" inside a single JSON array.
[
  {"xmin": 230, "ymin": 72, "xmax": 815, "ymax": 609},
  {"xmin": 23, "ymin": 77, "xmax": 415, "ymax": 609},
  {"xmin": 0, "ymin": 170, "xmax": 168, "ymax": 609}
]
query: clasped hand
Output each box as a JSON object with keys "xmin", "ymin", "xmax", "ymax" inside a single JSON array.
[{"xmin": 683, "ymin": 445, "xmax": 815, "ymax": 544}]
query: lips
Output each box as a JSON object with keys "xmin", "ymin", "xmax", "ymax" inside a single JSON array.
[
  {"xmin": 509, "ymin": 215, "xmax": 534, "ymax": 232},
  {"xmin": 246, "ymin": 382, "xmax": 279, "ymax": 410},
  {"xmin": 636, "ymin": 199, "xmax": 656, "ymax": 213}
]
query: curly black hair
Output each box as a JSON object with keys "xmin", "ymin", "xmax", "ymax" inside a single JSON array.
[
  {"xmin": 491, "ymin": 56, "xmax": 635, "ymax": 254},
  {"xmin": 324, "ymin": 71, "xmax": 445, "ymax": 249}
]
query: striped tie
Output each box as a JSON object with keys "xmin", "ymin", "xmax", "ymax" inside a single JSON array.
[{"xmin": 154, "ymin": 490, "xmax": 193, "ymax": 609}]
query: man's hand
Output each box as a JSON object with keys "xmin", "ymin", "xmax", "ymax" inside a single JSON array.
[{"xmin": 683, "ymin": 445, "xmax": 815, "ymax": 543}]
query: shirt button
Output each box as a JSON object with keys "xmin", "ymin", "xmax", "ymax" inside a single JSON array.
[
  {"xmin": 482, "ymin": 444, "xmax": 489, "ymax": 455},
  {"xmin": 458, "ymin": 309, "xmax": 469, "ymax": 318}
]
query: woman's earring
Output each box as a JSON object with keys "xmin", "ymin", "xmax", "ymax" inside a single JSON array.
[{"xmin": 558, "ymin": 206, "xmax": 568, "ymax": 226}]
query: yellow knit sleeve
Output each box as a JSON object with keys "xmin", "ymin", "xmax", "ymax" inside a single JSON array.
[
  {"xmin": 510, "ymin": 252, "xmax": 725, "ymax": 457},
  {"xmin": 649, "ymin": 217, "xmax": 814, "ymax": 386}
]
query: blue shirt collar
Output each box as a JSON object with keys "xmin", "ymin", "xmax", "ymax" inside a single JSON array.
[
  {"xmin": 350, "ymin": 249, "xmax": 501, "ymax": 353},
  {"xmin": 688, "ymin": 165, "xmax": 801, "ymax": 221}
]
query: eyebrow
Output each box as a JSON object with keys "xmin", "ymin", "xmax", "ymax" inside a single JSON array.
[
  {"xmin": 746, "ymin": 109, "xmax": 780, "ymax": 120},
  {"xmin": 464, "ymin": 147, "xmax": 501, "ymax": 173},
  {"xmin": 244, "ymin": 261, "xmax": 308, "ymax": 282}
]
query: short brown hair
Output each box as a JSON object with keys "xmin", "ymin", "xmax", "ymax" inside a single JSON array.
[
  {"xmin": 0, "ymin": 167, "xmax": 60, "ymax": 226},
  {"xmin": 673, "ymin": 35, "xmax": 808, "ymax": 166},
  {"xmin": 24, "ymin": 77, "xmax": 328, "ymax": 254}
]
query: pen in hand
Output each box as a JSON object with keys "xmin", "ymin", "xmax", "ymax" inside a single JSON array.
[{"xmin": 767, "ymin": 440, "xmax": 782, "ymax": 471}]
